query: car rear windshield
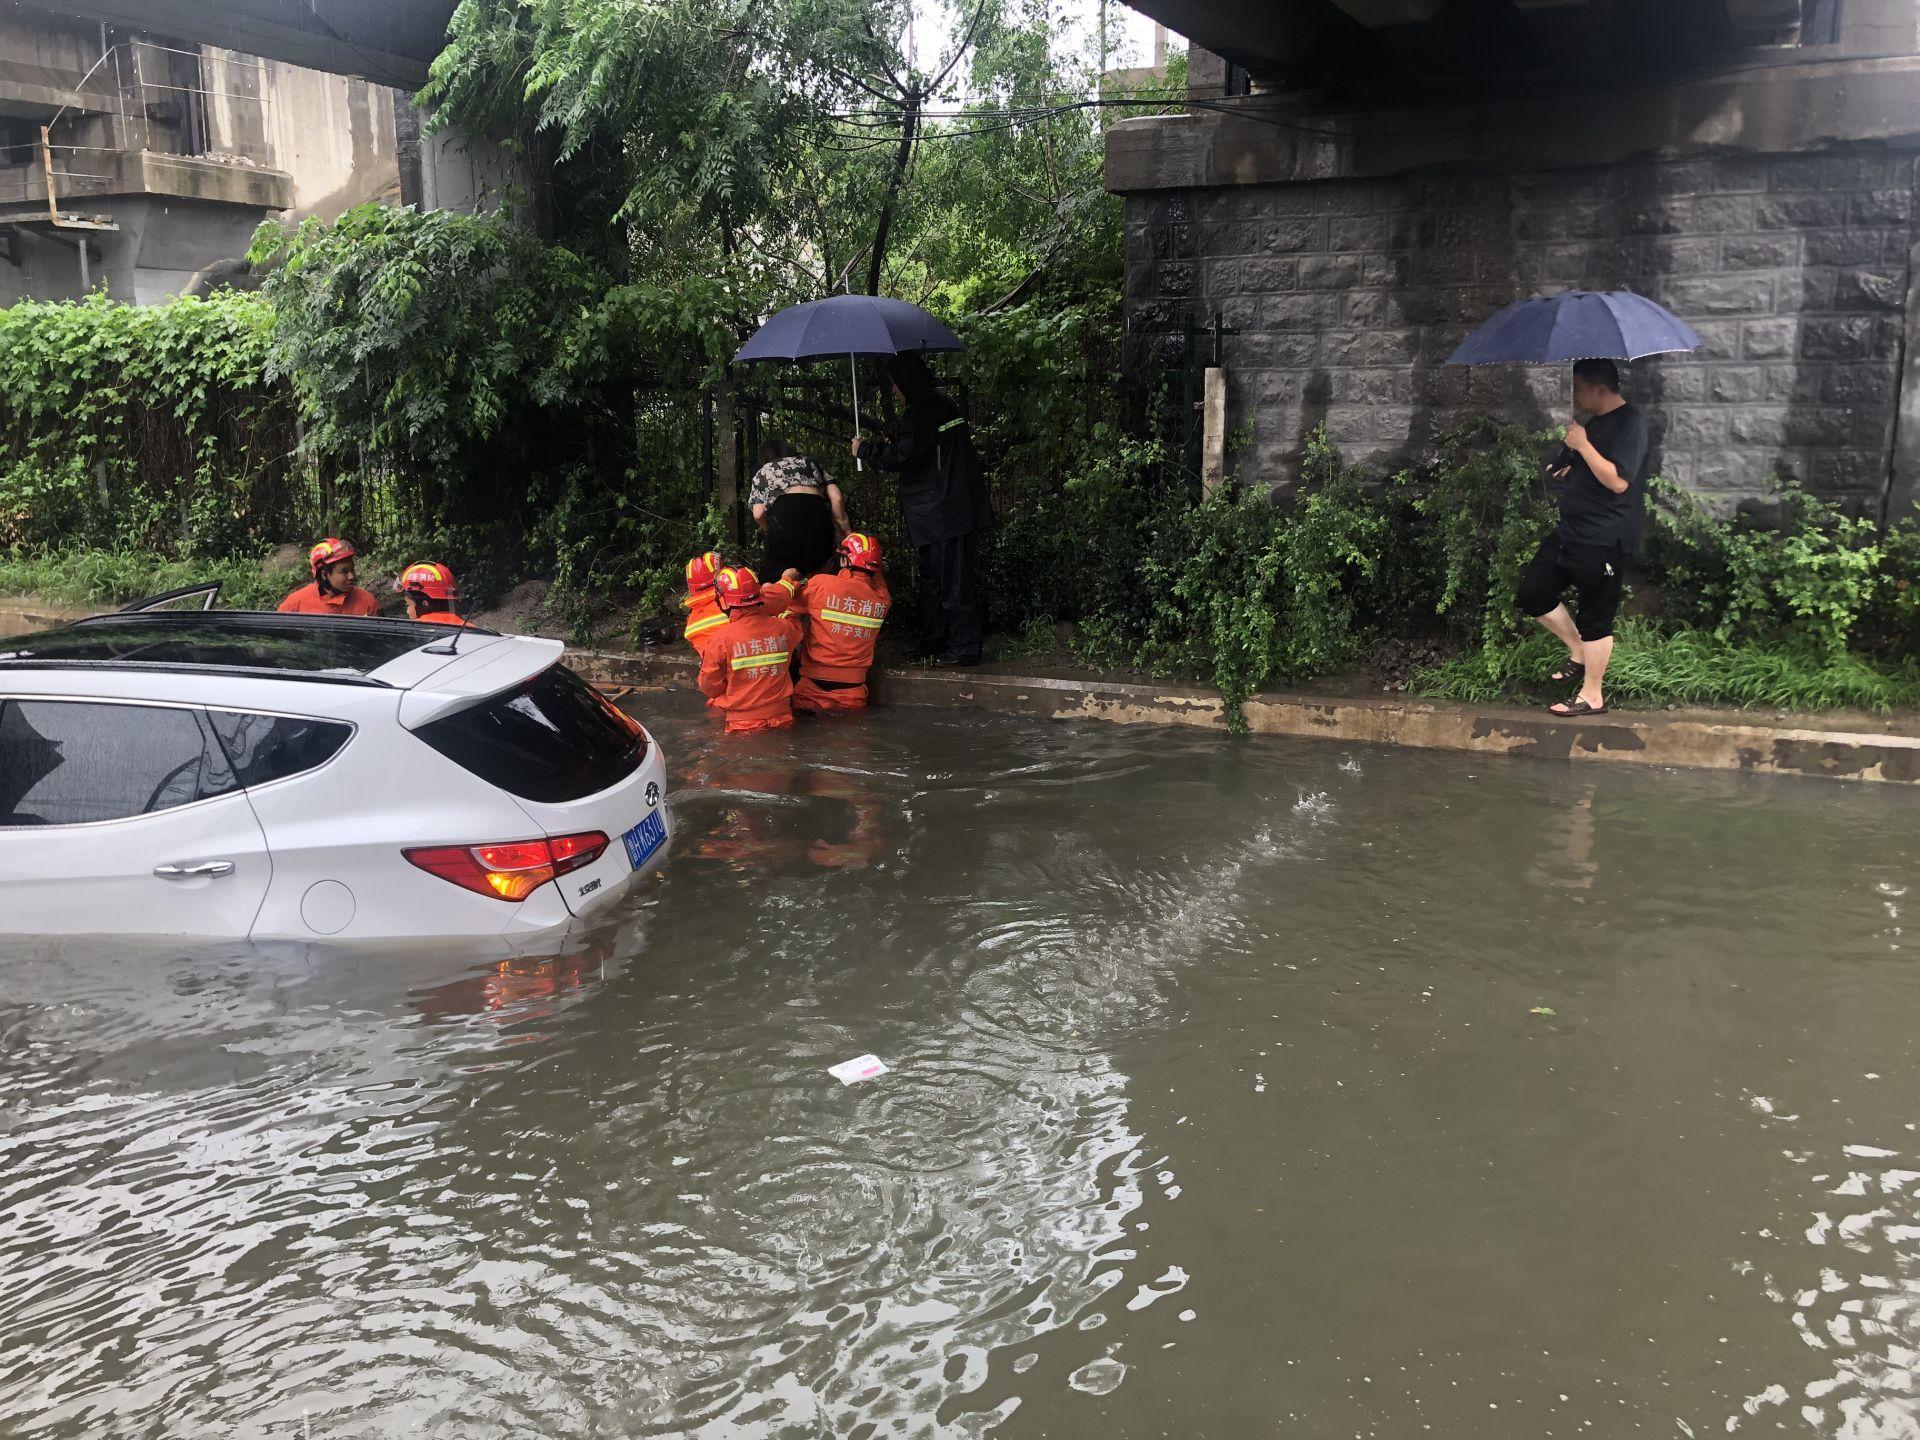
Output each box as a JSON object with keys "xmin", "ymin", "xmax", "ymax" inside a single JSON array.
[{"xmin": 412, "ymin": 664, "xmax": 646, "ymax": 804}]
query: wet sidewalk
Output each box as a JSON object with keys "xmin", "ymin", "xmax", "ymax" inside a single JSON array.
[{"xmin": 571, "ymin": 644, "xmax": 1920, "ymax": 788}]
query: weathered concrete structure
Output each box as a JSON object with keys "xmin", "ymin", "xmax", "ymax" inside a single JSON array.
[
  {"xmin": 0, "ymin": 8, "xmax": 403, "ymax": 303},
  {"xmin": 1109, "ymin": 0, "xmax": 1920, "ymax": 521},
  {"xmin": 0, "ymin": 0, "xmax": 534, "ymax": 305},
  {"xmin": 48, "ymin": 0, "xmax": 531, "ymax": 228}
]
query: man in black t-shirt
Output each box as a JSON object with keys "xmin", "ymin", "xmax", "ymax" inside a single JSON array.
[{"xmin": 1516, "ymin": 358, "xmax": 1652, "ymax": 718}]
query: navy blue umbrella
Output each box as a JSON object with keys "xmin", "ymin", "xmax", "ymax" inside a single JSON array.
[
  {"xmin": 733, "ymin": 295, "xmax": 962, "ymax": 363},
  {"xmin": 733, "ymin": 296, "xmax": 963, "ymax": 469},
  {"xmin": 1445, "ymin": 290, "xmax": 1703, "ymax": 366}
]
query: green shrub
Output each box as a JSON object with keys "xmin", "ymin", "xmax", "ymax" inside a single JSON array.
[
  {"xmin": 1397, "ymin": 417, "xmax": 1557, "ymax": 654},
  {"xmin": 1646, "ymin": 481, "xmax": 1901, "ymax": 660}
]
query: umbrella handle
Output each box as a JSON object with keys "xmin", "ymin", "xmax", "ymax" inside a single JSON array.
[{"xmin": 851, "ymin": 354, "xmax": 863, "ymax": 472}]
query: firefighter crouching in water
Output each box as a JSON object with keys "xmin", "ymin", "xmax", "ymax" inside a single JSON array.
[
  {"xmin": 681, "ymin": 550, "xmax": 728, "ymax": 660},
  {"xmin": 396, "ymin": 562, "xmax": 466, "ymax": 625},
  {"xmin": 697, "ymin": 567, "xmax": 803, "ymax": 733},
  {"xmin": 279, "ymin": 537, "xmax": 380, "ymax": 616},
  {"xmin": 779, "ymin": 532, "xmax": 889, "ymax": 714}
]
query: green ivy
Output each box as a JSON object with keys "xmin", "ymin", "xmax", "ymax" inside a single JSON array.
[{"xmin": 0, "ymin": 291, "xmax": 297, "ymax": 555}]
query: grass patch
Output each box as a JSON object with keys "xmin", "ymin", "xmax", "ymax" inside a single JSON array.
[
  {"xmin": 0, "ymin": 549, "xmax": 294, "ymax": 612},
  {"xmin": 1416, "ymin": 619, "xmax": 1920, "ymax": 713},
  {"xmin": 991, "ymin": 615, "xmax": 1061, "ymax": 663}
]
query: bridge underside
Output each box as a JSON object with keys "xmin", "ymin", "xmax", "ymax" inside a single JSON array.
[
  {"xmin": 52, "ymin": 0, "xmax": 457, "ymax": 89},
  {"xmin": 1125, "ymin": 0, "xmax": 1834, "ymax": 92}
]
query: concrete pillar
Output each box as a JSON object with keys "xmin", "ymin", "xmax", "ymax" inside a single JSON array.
[
  {"xmin": 1888, "ymin": 238, "xmax": 1920, "ymax": 525},
  {"xmin": 1202, "ymin": 366, "xmax": 1228, "ymax": 495},
  {"xmin": 1836, "ymin": 0, "xmax": 1920, "ymax": 55},
  {"xmin": 392, "ymin": 93, "xmax": 534, "ymax": 224}
]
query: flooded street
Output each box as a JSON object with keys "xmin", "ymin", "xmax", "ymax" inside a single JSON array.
[{"xmin": 3, "ymin": 692, "xmax": 1918, "ymax": 1438}]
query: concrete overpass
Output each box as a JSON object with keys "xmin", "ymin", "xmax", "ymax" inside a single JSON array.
[
  {"xmin": 1109, "ymin": 0, "xmax": 1920, "ymax": 521},
  {"xmin": 1123, "ymin": 0, "xmax": 1846, "ymax": 90},
  {"xmin": 45, "ymin": 0, "xmax": 459, "ymax": 90}
]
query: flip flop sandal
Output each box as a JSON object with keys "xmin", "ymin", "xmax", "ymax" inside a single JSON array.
[
  {"xmin": 1549, "ymin": 661, "xmax": 1585, "ymax": 684},
  {"xmin": 1549, "ymin": 698, "xmax": 1608, "ymax": 717}
]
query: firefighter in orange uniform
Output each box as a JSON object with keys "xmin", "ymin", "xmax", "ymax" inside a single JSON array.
[
  {"xmin": 278, "ymin": 537, "xmax": 381, "ymax": 616},
  {"xmin": 681, "ymin": 550, "xmax": 728, "ymax": 659},
  {"xmin": 697, "ymin": 566, "xmax": 803, "ymax": 733},
  {"xmin": 782, "ymin": 532, "xmax": 890, "ymax": 714},
  {"xmin": 395, "ymin": 561, "xmax": 466, "ymax": 625}
]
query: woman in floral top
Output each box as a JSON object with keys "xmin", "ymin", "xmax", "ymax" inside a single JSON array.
[{"xmin": 749, "ymin": 435, "xmax": 851, "ymax": 578}]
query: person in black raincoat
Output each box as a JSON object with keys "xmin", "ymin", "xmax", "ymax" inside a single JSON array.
[{"xmin": 851, "ymin": 353, "xmax": 991, "ymax": 666}]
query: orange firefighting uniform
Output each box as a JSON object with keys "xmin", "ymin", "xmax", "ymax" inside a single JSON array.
[
  {"xmin": 415, "ymin": 609, "xmax": 467, "ymax": 626},
  {"xmin": 697, "ymin": 602, "xmax": 803, "ymax": 732},
  {"xmin": 687, "ymin": 580, "xmax": 796, "ymax": 719},
  {"xmin": 785, "ymin": 568, "xmax": 889, "ymax": 712},
  {"xmin": 682, "ymin": 588, "xmax": 727, "ymax": 657},
  {"xmin": 278, "ymin": 582, "xmax": 380, "ymax": 616}
]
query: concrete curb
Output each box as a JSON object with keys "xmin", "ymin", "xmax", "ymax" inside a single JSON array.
[{"xmin": 569, "ymin": 646, "xmax": 1920, "ymax": 787}]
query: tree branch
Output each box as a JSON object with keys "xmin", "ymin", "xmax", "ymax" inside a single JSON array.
[{"xmin": 930, "ymin": 0, "xmax": 991, "ymax": 95}]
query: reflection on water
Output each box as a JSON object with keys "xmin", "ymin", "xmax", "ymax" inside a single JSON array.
[{"xmin": 2, "ymin": 691, "xmax": 1918, "ymax": 1438}]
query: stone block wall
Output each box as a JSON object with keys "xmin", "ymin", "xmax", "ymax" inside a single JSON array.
[{"xmin": 1123, "ymin": 149, "xmax": 1920, "ymax": 514}]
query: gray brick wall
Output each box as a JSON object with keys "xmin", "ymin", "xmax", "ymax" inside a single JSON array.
[{"xmin": 1123, "ymin": 150, "xmax": 1920, "ymax": 512}]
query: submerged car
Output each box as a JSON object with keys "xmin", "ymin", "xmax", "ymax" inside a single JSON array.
[{"xmin": 0, "ymin": 602, "xmax": 670, "ymax": 940}]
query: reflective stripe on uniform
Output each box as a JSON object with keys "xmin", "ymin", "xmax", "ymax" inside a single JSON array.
[
  {"xmin": 938, "ymin": 416, "xmax": 965, "ymax": 433},
  {"xmin": 821, "ymin": 607, "xmax": 884, "ymax": 629},
  {"xmin": 685, "ymin": 614, "xmax": 726, "ymax": 638},
  {"xmin": 731, "ymin": 650, "xmax": 790, "ymax": 671}
]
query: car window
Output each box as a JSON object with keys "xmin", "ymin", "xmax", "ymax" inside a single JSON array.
[
  {"xmin": 412, "ymin": 665, "xmax": 646, "ymax": 804},
  {"xmin": 207, "ymin": 711, "xmax": 352, "ymax": 788},
  {"xmin": 0, "ymin": 699, "xmax": 237, "ymax": 827}
]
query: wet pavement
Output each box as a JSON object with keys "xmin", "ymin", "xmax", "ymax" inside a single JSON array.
[{"xmin": 3, "ymin": 690, "xmax": 1918, "ymax": 1438}]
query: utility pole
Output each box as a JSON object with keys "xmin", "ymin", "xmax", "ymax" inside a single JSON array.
[{"xmin": 1097, "ymin": 0, "xmax": 1108, "ymax": 131}]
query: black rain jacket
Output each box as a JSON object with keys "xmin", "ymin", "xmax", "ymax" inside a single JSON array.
[{"xmin": 858, "ymin": 389, "xmax": 992, "ymax": 547}]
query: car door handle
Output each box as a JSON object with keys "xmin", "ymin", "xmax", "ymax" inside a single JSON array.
[{"xmin": 153, "ymin": 861, "xmax": 235, "ymax": 880}]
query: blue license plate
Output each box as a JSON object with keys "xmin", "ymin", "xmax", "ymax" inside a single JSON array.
[{"xmin": 622, "ymin": 810, "xmax": 667, "ymax": 869}]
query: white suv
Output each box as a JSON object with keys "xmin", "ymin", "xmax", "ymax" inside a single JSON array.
[{"xmin": 0, "ymin": 604, "xmax": 670, "ymax": 940}]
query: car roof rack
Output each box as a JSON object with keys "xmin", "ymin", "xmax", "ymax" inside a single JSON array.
[{"xmin": 1, "ymin": 611, "xmax": 459, "ymax": 684}]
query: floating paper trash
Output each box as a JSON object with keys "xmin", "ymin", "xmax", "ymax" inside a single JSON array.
[{"xmin": 829, "ymin": 1054, "xmax": 888, "ymax": 1085}]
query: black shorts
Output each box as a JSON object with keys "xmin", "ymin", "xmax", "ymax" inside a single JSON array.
[
  {"xmin": 762, "ymin": 492, "xmax": 837, "ymax": 578},
  {"xmin": 1516, "ymin": 538, "xmax": 1627, "ymax": 642}
]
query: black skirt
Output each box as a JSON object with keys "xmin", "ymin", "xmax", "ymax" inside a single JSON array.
[{"xmin": 763, "ymin": 491, "xmax": 837, "ymax": 578}]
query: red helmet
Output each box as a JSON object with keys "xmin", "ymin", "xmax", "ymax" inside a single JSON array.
[
  {"xmin": 839, "ymin": 533, "xmax": 881, "ymax": 572},
  {"xmin": 309, "ymin": 537, "xmax": 356, "ymax": 578},
  {"xmin": 714, "ymin": 566, "xmax": 763, "ymax": 611},
  {"xmin": 685, "ymin": 550, "xmax": 723, "ymax": 595},
  {"xmin": 396, "ymin": 561, "xmax": 457, "ymax": 602}
]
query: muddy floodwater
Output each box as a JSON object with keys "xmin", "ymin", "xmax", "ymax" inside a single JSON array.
[{"xmin": 4, "ymin": 691, "xmax": 1918, "ymax": 1438}]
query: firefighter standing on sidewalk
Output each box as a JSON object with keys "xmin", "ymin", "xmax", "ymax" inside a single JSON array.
[
  {"xmin": 697, "ymin": 566, "xmax": 803, "ymax": 733},
  {"xmin": 395, "ymin": 562, "xmax": 466, "ymax": 625},
  {"xmin": 279, "ymin": 538, "xmax": 380, "ymax": 617},
  {"xmin": 780, "ymin": 532, "xmax": 890, "ymax": 714}
]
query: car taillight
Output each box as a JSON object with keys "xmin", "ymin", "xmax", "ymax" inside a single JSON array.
[{"xmin": 404, "ymin": 831, "xmax": 610, "ymax": 901}]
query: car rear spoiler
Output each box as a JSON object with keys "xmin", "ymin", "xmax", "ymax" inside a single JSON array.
[{"xmin": 395, "ymin": 636, "xmax": 567, "ymax": 730}]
